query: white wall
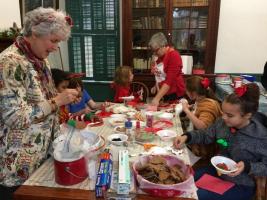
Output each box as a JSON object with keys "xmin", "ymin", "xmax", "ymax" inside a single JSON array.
[
  {"xmin": 215, "ymin": 0, "xmax": 267, "ymax": 73},
  {"xmin": 0, "ymin": 1, "xmax": 21, "ymax": 28},
  {"xmin": 2, "ymin": 1, "xmax": 267, "ymax": 74}
]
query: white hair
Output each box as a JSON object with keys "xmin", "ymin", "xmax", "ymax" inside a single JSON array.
[
  {"xmin": 22, "ymin": 7, "xmax": 71, "ymax": 40},
  {"xmin": 148, "ymin": 32, "xmax": 168, "ymax": 49}
]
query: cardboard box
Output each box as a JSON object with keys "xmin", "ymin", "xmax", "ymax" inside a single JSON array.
[{"xmin": 117, "ymin": 150, "xmax": 131, "ymax": 195}]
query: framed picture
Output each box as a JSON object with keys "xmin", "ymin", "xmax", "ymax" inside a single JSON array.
[{"xmin": 19, "ymin": 0, "xmax": 59, "ymax": 26}]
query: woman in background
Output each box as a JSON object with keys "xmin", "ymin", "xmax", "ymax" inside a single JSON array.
[
  {"xmin": 0, "ymin": 7, "xmax": 78, "ymax": 199},
  {"xmin": 149, "ymin": 32, "xmax": 185, "ymax": 106}
]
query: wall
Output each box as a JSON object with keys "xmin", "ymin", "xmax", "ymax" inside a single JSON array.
[
  {"xmin": 215, "ymin": 0, "xmax": 267, "ymax": 74},
  {"xmin": 0, "ymin": 1, "xmax": 21, "ymax": 28}
]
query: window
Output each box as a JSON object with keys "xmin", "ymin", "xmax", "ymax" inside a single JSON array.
[
  {"xmin": 66, "ymin": 0, "xmax": 120, "ymax": 81},
  {"xmin": 19, "ymin": 0, "xmax": 59, "ymax": 26}
]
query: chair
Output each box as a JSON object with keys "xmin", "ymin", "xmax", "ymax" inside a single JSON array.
[
  {"xmin": 254, "ymin": 176, "xmax": 267, "ymax": 200},
  {"xmin": 131, "ymin": 81, "xmax": 150, "ymax": 102}
]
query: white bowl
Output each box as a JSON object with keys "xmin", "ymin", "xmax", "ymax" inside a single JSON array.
[
  {"xmin": 158, "ymin": 112, "xmax": 173, "ymax": 120},
  {"xmin": 156, "ymin": 130, "xmax": 177, "ymax": 141},
  {"xmin": 211, "ymin": 156, "xmax": 238, "ymax": 174},
  {"xmin": 107, "ymin": 133, "xmax": 128, "ymax": 146}
]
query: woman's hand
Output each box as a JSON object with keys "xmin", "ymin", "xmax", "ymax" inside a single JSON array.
[
  {"xmin": 151, "ymin": 85, "xmax": 157, "ymax": 94},
  {"xmin": 54, "ymin": 89, "xmax": 79, "ymax": 106},
  {"xmin": 173, "ymin": 135, "xmax": 187, "ymax": 149},
  {"xmin": 227, "ymin": 161, "xmax": 245, "ymax": 177},
  {"xmin": 151, "ymin": 97, "xmax": 160, "ymax": 107}
]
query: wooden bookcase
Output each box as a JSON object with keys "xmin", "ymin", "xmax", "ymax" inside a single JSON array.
[{"xmin": 122, "ymin": 0, "xmax": 221, "ymax": 74}]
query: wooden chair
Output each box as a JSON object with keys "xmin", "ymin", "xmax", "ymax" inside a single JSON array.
[
  {"xmin": 131, "ymin": 81, "xmax": 150, "ymax": 102},
  {"xmin": 254, "ymin": 176, "xmax": 267, "ymax": 200}
]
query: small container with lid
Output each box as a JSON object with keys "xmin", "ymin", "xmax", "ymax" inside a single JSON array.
[
  {"xmin": 125, "ymin": 119, "xmax": 133, "ymax": 142},
  {"xmin": 146, "ymin": 112, "xmax": 153, "ymax": 128}
]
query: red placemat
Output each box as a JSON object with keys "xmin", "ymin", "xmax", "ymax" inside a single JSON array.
[
  {"xmin": 153, "ymin": 119, "xmax": 173, "ymax": 129},
  {"xmin": 144, "ymin": 127, "xmax": 162, "ymax": 133},
  {"xmin": 96, "ymin": 111, "xmax": 112, "ymax": 118}
]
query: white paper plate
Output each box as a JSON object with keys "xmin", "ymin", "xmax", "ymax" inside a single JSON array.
[
  {"xmin": 110, "ymin": 114, "xmax": 126, "ymax": 118},
  {"xmin": 108, "ymin": 118, "xmax": 126, "ymax": 127},
  {"xmin": 156, "ymin": 130, "xmax": 177, "ymax": 141}
]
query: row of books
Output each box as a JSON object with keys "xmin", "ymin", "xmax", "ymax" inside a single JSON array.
[
  {"xmin": 132, "ymin": 16, "xmax": 165, "ymax": 29},
  {"xmin": 133, "ymin": 0, "xmax": 165, "ymax": 8},
  {"xmin": 173, "ymin": 17, "xmax": 207, "ymax": 29},
  {"xmin": 133, "ymin": 57, "xmax": 152, "ymax": 70},
  {"xmin": 173, "ymin": 0, "xmax": 208, "ymax": 7}
]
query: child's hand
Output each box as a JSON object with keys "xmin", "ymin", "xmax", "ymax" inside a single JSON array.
[
  {"xmin": 180, "ymin": 99, "xmax": 190, "ymax": 112},
  {"xmin": 102, "ymin": 101, "xmax": 111, "ymax": 107},
  {"xmin": 173, "ymin": 135, "xmax": 187, "ymax": 149},
  {"xmin": 227, "ymin": 161, "xmax": 245, "ymax": 177},
  {"xmin": 83, "ymin": 106, "xmax": 93, "ymax": 114},
  {"xmin": 75, "ymin": 121, "xmax": 87, "ymax": 129}
]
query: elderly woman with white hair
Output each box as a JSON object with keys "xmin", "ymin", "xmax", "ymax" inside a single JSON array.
[
  {"xmin": 0, "ymin": 7, "xmax": 79, "ymax": 199},
  {"xmin": 149, "ymin": 32, "xmax": 185, "ymax": 106}
]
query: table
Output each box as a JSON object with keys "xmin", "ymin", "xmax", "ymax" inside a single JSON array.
[
  {"xmin": 14, "ymin": 185, "xmax": 194, "ymax": 200},
  {"xmin": 14, "ymin": 113, "xmax": 197, "ymax": 200},
  {"xmin": 216, "ymin": 83, "xmax": 267, "ymax": 115}
]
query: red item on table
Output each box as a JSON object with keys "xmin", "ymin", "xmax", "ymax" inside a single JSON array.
[
  {"xmin": 153, "ymin": 119, "xmax": 173, "ymax": 129},
  {"xmin": 195, "ymin": 174, "xmax": 235, "ymax": 195},
  {"xmin": 144, "ymin": 127, "xmax": 162, "ymax": 133},
  {"xmin": 96, "ymin": 111, "xmax": 112, "ymax": 118}
]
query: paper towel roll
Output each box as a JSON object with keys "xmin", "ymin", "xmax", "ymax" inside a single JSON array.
[{"xmin": 181, "ymin": 55, "xmax": 193, "ymax": 74}]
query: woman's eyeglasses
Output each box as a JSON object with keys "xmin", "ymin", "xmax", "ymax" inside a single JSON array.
[{"xmin": 152, "ymin": 47, "xmax": 161, "ymax": 54}]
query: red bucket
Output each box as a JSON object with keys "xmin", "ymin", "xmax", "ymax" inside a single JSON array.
[{"xmin": 54, "ymin": 155, "xmax": 88, "ymax": 185}]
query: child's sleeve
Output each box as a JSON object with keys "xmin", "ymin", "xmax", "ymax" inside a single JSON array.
[
  {"xmin": 185, "ymin": 119, "xmax": 221, "ymax": 145},
  {"xmin": 83, "ymin": 89, "xmax": 92, "ymax": 102},
  {"xmin": 0, "ymin": 55, "xmax": 53, "ymax": 129}
]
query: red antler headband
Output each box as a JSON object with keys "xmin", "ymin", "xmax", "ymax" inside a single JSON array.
[
  {"xmin": 65, "ymin": 16, "xmax": 73, "ymax": 27},
  {"xmin": 201, "ymin": 78, "xmax": 210, "ymax": 89},
  {"xmin": 235, "ymin": 85, "xmax": 247, "ymax": 97}
]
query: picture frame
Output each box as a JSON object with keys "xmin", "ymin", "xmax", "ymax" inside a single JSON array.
[{"xmin": 19, "ymin": 0, "xmax": 59, "ymax": 27}]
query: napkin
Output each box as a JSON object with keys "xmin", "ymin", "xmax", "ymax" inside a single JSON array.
[{"xmin": 195, "ymin": 174, "xmax": 235, "ymax": 195}]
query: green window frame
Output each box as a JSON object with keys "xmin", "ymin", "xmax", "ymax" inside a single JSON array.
[{"xmin": 66, "ymin": 0, "xmax": 120, "ymax": 81}]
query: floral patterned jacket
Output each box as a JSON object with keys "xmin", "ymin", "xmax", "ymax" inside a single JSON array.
[{"xmin": 0, "ymin": 44, "xmax": 60, "ymax": 187}]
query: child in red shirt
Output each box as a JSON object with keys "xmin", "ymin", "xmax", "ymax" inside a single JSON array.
[{"xmin": 111, "ymin": 66, "xmax": 142, "ymax": 103}]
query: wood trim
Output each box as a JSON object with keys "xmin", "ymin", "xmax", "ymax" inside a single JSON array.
[
  {"xmin": 122, "ymin": 0, "xmax": 132, "ymax": 66},
  {"xmin": 205, "ymin": 0, "xmax": 221, "ymax": 73},
  {"xmin": 14, "ymin": 185, "xmax": 195, "ymax": 200}
]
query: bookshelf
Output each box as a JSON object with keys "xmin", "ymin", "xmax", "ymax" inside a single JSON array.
[{"xmin": 122, "ymin": 0, "xmax": 220, "ymax": 74}]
